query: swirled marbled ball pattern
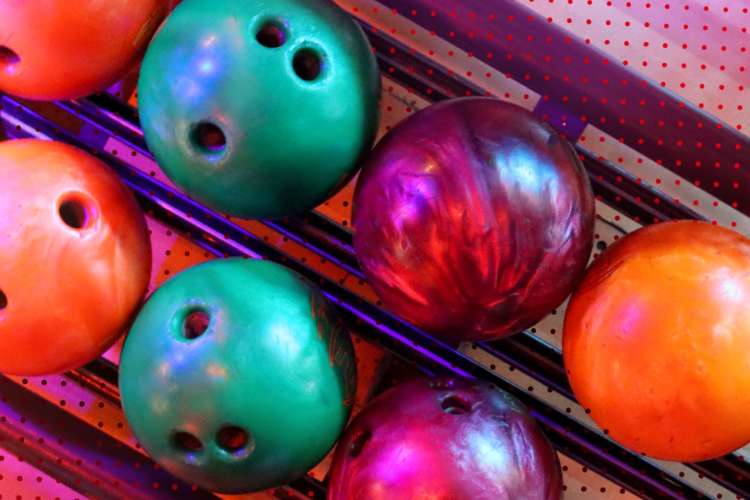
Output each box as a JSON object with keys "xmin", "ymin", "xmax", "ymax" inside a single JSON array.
[
  {"xmin": 327, "ymin": 378, "xmax": 562, "ymax": 500},
  {"xmin": 353, "ymin": 98, "xmax": 595, "ymax": 341}
]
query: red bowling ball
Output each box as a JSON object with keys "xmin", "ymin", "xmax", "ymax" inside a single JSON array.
[
  {"xmin": 328, "ymin": 378, "xmax": 562, "ymax": 500},
  {"xmin": 353, "ymin": 98, "xmax": 595, "ymax": 342},
  {"xmin": 0, "ymin": 0, "xmax": 172, "ymax": 100},
  {"xmin": 0, "ymin": 139, "xmax": 151, "ymax": 375}
]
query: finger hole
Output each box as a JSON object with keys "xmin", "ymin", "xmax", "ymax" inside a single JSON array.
[
  {"xmin": 256, "ymin": 20, "xmax": 287, "ymax": 48},
  {"xmin": 292, "ymin": 48, "xmax": 323, "ymax": 82}
]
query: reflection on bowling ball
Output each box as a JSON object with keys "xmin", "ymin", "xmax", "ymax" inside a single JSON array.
[
  {"xmin": 119, "ymin": 258, "xmax": 357, "ymax": 493},
  {"xmin": 0, "ymin": 139, "xmax": 151, "ymax": 375},
  {"xmin": 353, "ymin": 97, "xmax": 594, "ymax": 342},
  {"xmin": 564, "ymin": 220, "xmax": 750, "ymax": 461},
  {"xmin": 138, "ymin": 0, "xmax": 380, "ymax": 219},
  {"xmin": 0, "ymin": 0, "xmax": 171, "ymax": 100},
  {"xmin": 328, "ymin": 378, "xmax": 562, "ymax": 500}
]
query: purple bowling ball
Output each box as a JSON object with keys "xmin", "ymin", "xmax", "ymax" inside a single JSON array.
[
  {"xmin": 328, "ymin": 378, "xmax": 562, "ymax": 500},
  {"xmin": 353, "ymin": 97, "xmax": 595, "ymax": 342}
]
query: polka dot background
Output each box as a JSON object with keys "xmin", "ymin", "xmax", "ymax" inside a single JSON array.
[
  {"xmin": 0, "ymin": 452, "xmax": 79, "ymax": 500},
  {"xmin": 1, "ymin": 0, "xmax": 749, "ymax": 498},
  {"xmin": 524, "ymin": 0, "xmax": 748, "ymax": 132}
]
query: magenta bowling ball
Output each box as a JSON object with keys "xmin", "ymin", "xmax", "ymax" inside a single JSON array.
[
  {"xmin": 353, "ymin": 97, "xmax": 595, "ymax": 341},
  {"xmin": 327, "ymin": 378, "xmax": 562, "ymax": 500}
]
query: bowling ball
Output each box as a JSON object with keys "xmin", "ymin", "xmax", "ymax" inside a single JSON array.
[
  {"xmin": 564, "ymin": 220, "xmax": 750, "ymax": 461},
  {"xmin": 138, "ymin": 0, "xmax": 380, "ymax": 219},
  {"xmin": 0, "ymin": 0, "xmax": 171, "ymax": 100},
  {"xmin": 353, "ymin": 98, "xmax": 595, "ymax": 342},
  {"xmin": 119, "ymin": 258, "xmax": 357, "ymax": 493},
  {"xmin": 328, "ymin": 378, "xmax": 562, "ymax": 500},
  {"xmin": 0, "ymin": 139, "xmax": 151, "ymax": 375}
]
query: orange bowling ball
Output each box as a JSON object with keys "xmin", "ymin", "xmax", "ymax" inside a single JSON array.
[
  {"xmin": 564, "ymin": 220, "xmax": 750, "ymax": 461},
  {"xmin": 0, "ymin": 139, "xmax": 151, "ymax": 375},
  {"xmin": 0, "ymin": 0, "xmax": 171, "ymax": 100}
]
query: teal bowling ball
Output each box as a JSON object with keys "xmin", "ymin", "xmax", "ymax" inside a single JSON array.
[
  {"xmin": 138, "ymin": 0, "xmax": 380, "ymax": 218},
  {"xmin": 119, "ymin": 258, "xmax": 356, "ymax": 493}
]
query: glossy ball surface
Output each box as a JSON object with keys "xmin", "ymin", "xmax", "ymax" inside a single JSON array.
[
  {"xmin": 0, "ymin": 0, "xmax": 170, "ymax": 100},
  {"xmin": 353, "ymin": 98, "xmax": 595, "ymax": 342},
  {"xmin": 564, "ymin": 220, "xmax": 750, "ymax": 461},
  {"xmin": 120, "ymin": 258, "xmax": 357, "ymax": 493},
  {"xmin": 328, "ymin": 378, "xmax": 562, "ymax": 500},
  {"xmin": 0, "ymin": 139, "xmax": 151, "ymax": 375},
  {"xmin": 138, "ymin": 0, "xmax": 380, "ymax": 219}
]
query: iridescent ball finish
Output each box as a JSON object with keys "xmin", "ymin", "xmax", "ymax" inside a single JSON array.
[
  {"xmin": 353, "ymin": 98, "xmax": 595, "ymax": 341},
  {"xmin": 327, "ymin": 378, "xmax": 562, "ymax": 500}
]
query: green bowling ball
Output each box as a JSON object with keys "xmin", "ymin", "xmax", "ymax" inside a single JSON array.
[
  {"xmin": 119, "ymin": 258, "xmax": 356, "ymax": 493},
  {"xmin": 138, "ymin": 0, "xmax": 380, "ymax": 218}
]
